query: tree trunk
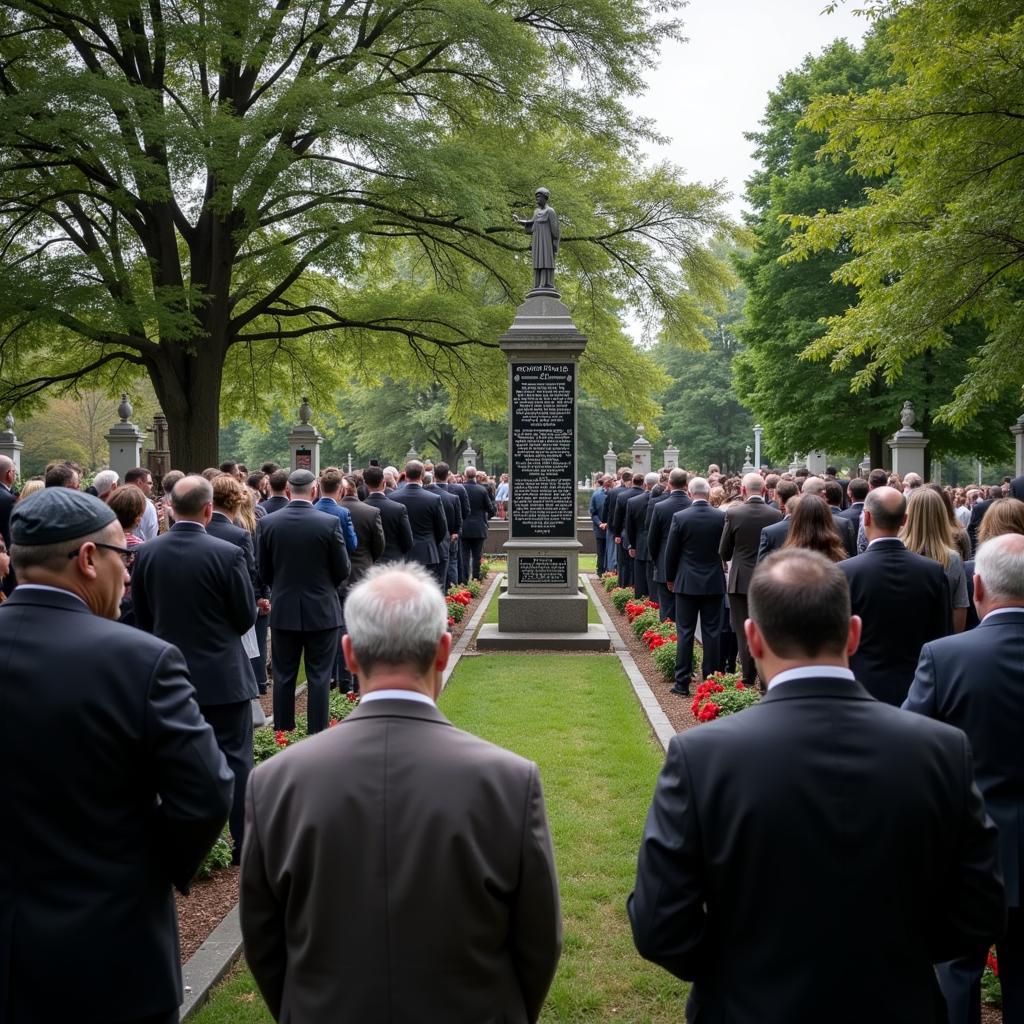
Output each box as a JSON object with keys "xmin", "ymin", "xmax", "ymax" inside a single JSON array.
[
  {"xmin": 147, "ymin": 345, "xmax": 225, "ymax": 473},
  {"xmin": 869, "ymin": 428, "xmax": 885, "ymax": 471}
]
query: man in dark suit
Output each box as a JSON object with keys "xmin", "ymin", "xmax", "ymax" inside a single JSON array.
[
  {"xmin": 601, "ymin": 468, "xmax": 632, "ymax": 579},
  {"xmin": 260, "ymin": 468, "xmax": 290, "ymax": 514},
  {"xmin": 629, "ymin": 547, "xmax": 1005, "ymax": 1023},
  {"xmin": 613, "ymin": 473, "xmax": 644, "ymax": 589},
  {"xmin": 854, "ymin": 467, "xmax": 891, "ymax": 553},
  {"xmin": 461, "ymin": 465, "xmax": 496, "ymax": 582},
  {"xmin": 969, "ymin": 486, "xmax": 1004, "ymax": 554},
  {"xmin": 363, "ymin": 465, "xmax": 414, "ymax": 561},
  {"xmin": 903, "ymin": 532, "xmax": 1024, "ymax": 1024},
  {"xmin": 0, "ymin": 454, "xmax": 16, "ymax": 595},
  {"xmin": 664, "ymin": 477, "xmax": 726, "ymax": 696},
  {"xmin": 625, "ymin": 473, "xmax": 658, "ymax": 600},
  {"xmin": 839, "ymin": 486, "xmax": 950, "ymax": 706},
  {"xmin": 240, "ymin": 563, "xmax": 562, "ymax": 1023},
  {"xmin": 425, "ymin": 469, "xmax": 462, "ymax": 590},
  {"xmin": 839, "ymin": 475, "xmax": 869, "ymax": 539},
  {"xmin": 646, "ymin": 469, "xmax": 691, "ymax": 622},
  {"xmin": 390, "ymin": 460, "xmax": 448, "ymax": 584},
  {"xmin": 132, "ymin": 475, "xmax": 258, "ymax": 863},
  {"xmin": 1012, "ymin": 475, "xmax": 1024, "ymax": 502},
  {"xmin": 589, "ymin": 474, "xmax": 609, "ymax": 576},
  {"xmin": 719, "ymin": 472, "xmax": 782, "ymax": 687},
  {"xmin": 2, "ymin": 487, "xmax": 232, "ymax": 1024},
  {"xmin": 756, "ymin": 478, "xmax": 799, "ymax": 562},
  {"xmin": 257, "ymin": 469, "xmax": 351, "ymax": 734},
  {"xmin": 435, "ymin": 461, "xmax": 471, "ymax": 583}
]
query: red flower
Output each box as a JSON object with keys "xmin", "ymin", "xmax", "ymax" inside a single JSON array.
[
  {"xmin": 649, "ymin": 636, "xmax": 666, "ymax": 649},
  {"xmin": 329, "ymin": 717, "xmax": 340, "ymax": 728},
  {"xmin": 448, "ymin": 616, "xmax": 455, "ymax": 627},
  {"xmin": 736, "ymin": 681, "xmax": 745, "ymax": 690},
  {"xmin": 697, "ymin": 703, "xmax": 719, "ymax": 722},
  {"xmin": 346, "ymin": 691, "xmax": 358, "ymax": 702},
  {"xmin": 987, "ymin": 948, "xmax": 999, "ymax": 977},
  {"xmin": 274, "ymin": 730, "xmax": 289, "ymax": 748}
]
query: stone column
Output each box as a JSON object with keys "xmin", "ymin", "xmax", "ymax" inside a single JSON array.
[
  {"xmin": 741, "ymin": 446, "xmax": 754, "ymax": 473},
  {"xmin": 145, "ymin": 412, "xmax": 171, "ymax": 490},
  {"xmin": 477, "ymin": 289, "xmax": 608, "ymax": 651},
  {"xmin": 888, "ymin": 401, "xmax": 928, "ymax": 479},
  {"xmin": 788, "ymin": 453, "xmax": 803, "ymax": 474},
  {"xmin": 105, "ymin": 394, "xmax": 145, "ymax": 479},
  {"xmin": 631, "ymin": 425, "xmax": 652, "ymax": 474},
  {"xmin": 858, "ymin": 453, "xmax": 871, "ymax": 477},
  {"xmin": 287, "ymin": 397, "xmax": 323, "ymax": 474},
  {"xmin": 603, "ymin": 442, "xmax": 617, "ymax": 476},
  {"xmin": 0, "ymin": 412, "xmax": 24, "ymax": 478},
  {"xmin": 753, "ymin": 425, "xmax": 763, "ymax": 469},
  {"xmin": 662, "ymin": 440, "xmax": 679, "ymax": 470},
  {"xmin": 806, "ymin": 450, "xmax": 827, "ymax": 475},
  {"xmin": 406, "ymin": 442, "xmax": 420, "ymax": 464},
  {"xmin": 460, "ymin": 439, "xmax": 477, "ymax": 471},
  {"xmin": 1011, "ymin": 413, "xmax": 1024, "ymax": 478}
]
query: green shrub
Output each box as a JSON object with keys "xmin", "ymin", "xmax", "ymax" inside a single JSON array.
[
  {"xmin": 652, "ymin": 640, "xmax": 677, "ymax": 679},
  {"xmin": 600, "ymin": 572, "xmax": 620, "ymax": 592},
  {"xmin": 610, "ymin": 587, "xmax": 634, "ymax": 613},
  {"xmin": 631, "ymin": 608, "xmax": 662, "ymax": 639},
  {"xmin": 465, "ymin": 578, "xmax": 482, "ymax": 598},
  {"xmin": 195, "ymin": 833, "xmax": 233, "ymax": 879},
  {"xmin": 447, "ymin": 599, "xmax": 465, "ymax": 623}
]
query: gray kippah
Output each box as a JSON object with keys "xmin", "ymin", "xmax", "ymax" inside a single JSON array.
[
  {"xmin": 288, "ymin": 469, "xmax": 316, "ymax": 487},
  {"xmin": 11, "ymin": 488, "xmax": 116, "ymax": 545}
]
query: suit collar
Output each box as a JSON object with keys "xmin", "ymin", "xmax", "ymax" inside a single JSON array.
[
  {"xmin": 211, "ymin": 511, "xmax": 233, "ymax": 523},
  {"xmin": 979, "ymin": 608, "xmax": 1024, "ymax": 628},
  {"xmin": 759, "ymin": 676, "xmax": 875, "ymax": 704},
  {"xmin": 171, "ymin": 520, "xmax": 205, "ymax": 532},
  {"xmin": 344, "ymin": 698, "xmax": 452, "ymax": 728},
  {"xmin": 745, "ymin": 496, "xmax": 765, "ymax": 504},
  {"xmin": 1, "ymin": 585, "xmax": 92, "ymax": 614}
]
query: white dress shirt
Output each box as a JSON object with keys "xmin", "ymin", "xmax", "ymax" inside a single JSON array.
[
  {"xmin": 359, "ymin": 689, "xmax": 435, "ymax": 706},
  {"xmin": 768, "ymin": 665, "xmax": 856, "ymax": 690}
]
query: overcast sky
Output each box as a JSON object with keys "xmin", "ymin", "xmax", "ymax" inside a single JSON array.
[{"xmin": 636, "ymin": 0, "xmax": 870, "ymax": 221}]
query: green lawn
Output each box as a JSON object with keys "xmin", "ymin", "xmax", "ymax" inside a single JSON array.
[
  {"xmin": 481, "ymin": 584, "xmax": 601, "ymax": 625},
  {"xmin": 191, "ymin": 654, "xmax": 685, "ymax": 1024}
]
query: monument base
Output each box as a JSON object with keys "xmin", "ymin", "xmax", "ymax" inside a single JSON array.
[
  {"xmin": 498, "ymin": 590, "xmax": 589, "ymax": 632},
  {"xmin": 476, "ymin": 622, "xmax": 611, "ymax": 652}
]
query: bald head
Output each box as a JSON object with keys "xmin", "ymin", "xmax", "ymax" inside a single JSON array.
[
  {"xmin": 800, "ymin": 476, "xmax": 826, "ymax": 497},
  {"xmin": 668, "ymin": 468, "xmax": 688, "ymax": 489},
  {"xmin": 864, "ymin": 486, "xmax": 907, "ymax": 536},
  {"xmin": 0, "ymin": 454, "xmax": 14, "ymax": 487},
  {"xmin": 742, "ymin": 472, "xmax": 764, "ymax": 495},
  {"xmin": 171, "ymin": 475, "xmax": 213, "ymax": 521}
]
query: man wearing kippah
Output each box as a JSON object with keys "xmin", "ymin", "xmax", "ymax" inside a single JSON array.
[{"xmin": 0, "ymin": 487, "xmax": 233, "ymax": 1024}]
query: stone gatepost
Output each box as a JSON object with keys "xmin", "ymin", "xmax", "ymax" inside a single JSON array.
[
  {"xmin": 662, "ymin": 440, "xmax": 679, "ymax": 470},
  {"xmin": 476, "ymin": 289, "xmax": 608, "ymax": 651},
  {"xmin": 789, "ymin": 452, "xmax": 804, "ymax": 474},
  {"xmin": 806, "ymin": 450, "xmax": 827, "ymax": 476},
  {"xmin": 0, "ymin": 413, "xmax": 24, "ymax": 478},
  {"xmin": 753, "ymin": 425, "xmax": 763, "ymax": 470},
  {"xmin": 288, "ymin": 397, "xmax": 323, "ymax": 474},
  {"xmin": 461, "ymin": 439, "xmax": 477, "ymax": 471},
  {"xmin": 888, "ymin": 401, "xmax": 928, "ymax": 479},
  {"xmin": 859, "ymin": 453, "xmax": 871, "ymax": 477},
  {"xmin": 105, "ymin": 394, "xmax": 144, "ymax": 479},
  {"xmin": 631, "ymin": 425, "xmax": 652, "ymax": 474},
  {"xmin": 741, "ymin": 446, "xmax": 754, "ymax": 473},
  {"xmin": 603, "ymin": 442, "xmax": 617, "ymax": 477},
  {"xmin": 1011, "ymin": 414, "xmax": 1024, "ymax": 478}
]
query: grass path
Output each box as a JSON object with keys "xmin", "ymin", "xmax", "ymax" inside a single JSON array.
[{"xmin": 191, "ymin": 654, "xmax": 686, "ymax": 1023}]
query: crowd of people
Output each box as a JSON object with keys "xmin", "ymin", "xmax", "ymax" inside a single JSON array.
[{"xmin": 1, "ymin": 447, "xmax": 1022, "ymax": 1024}]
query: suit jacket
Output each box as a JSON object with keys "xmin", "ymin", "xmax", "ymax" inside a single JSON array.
[
  {"xmin": 625, "ymin": 490, "xmax": 653, "ymax": 559},
  {"xmin": 628, "ymin": 675, "xmax": 1004, "ymax": 1024},
  {"xmin": 1011, "ymin": 475, "xmax": 1024, "ymax": 501},
  {"xmin": 664, "ymin": 500, "xmax": 727, "ymax": 595},
  {"xmin": 340, "ymin": 495, "xmax": 385, "ymax": 588},
  {"xmin": 904, "ymin": 608, "xmax": 1024, "ymax": 907},
  {"xmin": 0, "ymin": 481, "xmax": 14, "ymax": 595},
  {"xmin": 207, "ymin": 510, "xmax": 263, "ymax": 599},
  {"xmin": 132, "ymin": 522, "xmax": 258, "ymax": 705},
  {"xmin": 364, "ymin": 491, "xmax": 415, "ymax": 562},
  {"xmin": 439, "ymin": 480, "xmax": 471, "ymax": 522},
  {"xmin": 719, "ymin": 497, "xmax": 783, "ymax": 594},
  {"xmin": 240, "ymin": 698, "xmax": 562, "ymax": 1023},
  {"xmin": 589, "ymin": 488, "xmax": 607, "ymax": 532},
  {"xmin": 647, "ymin": 491, "xmax": 692, "ymax": 584},
  {"xmin": 839, "ymin": 500, "xmax": 865, "ymax": 540},
  {"xmin": 426, "ymin": 482, "xmax": 462, "ymax": 538},
  {"xmin": 602, "ymin": 484, "xmax": 628, "ymax": 535},
  {"xmin": 612, "ymin": 486, "xmax": 643, "ymax": 540},
  {"xmin": 260, "ymin": 494, "xmax": 289, "ymax": 515},
  {"xmin": 389, "ymin": 483, "xmax": 448, "ymax": 566},
  {"xmin": 256, "ymin": 501, "xmax": 350, "ymax": 631},
  {"xmin": 756, "ymin": 517, "xmax": 791, "ymax": 562},
  {"xmin": 462, "ymin": 480, "xmax": 496, "ymax": 540},
  {"xmin": 839, "ymin": 538, "xmax": 950, "ymax": 706},
  {"xmin": 968, "ymin": 498, "xmax": 998, "ymax": 553},
  {"xmin": 831, "ymin": 506, "xmax": 858, "ymax": 558},
  {"xmin": 312, "ymin": 496, "xmax": 359, "ymax": 552},
  {"xmin": 0, "ymin": 586, "xmax": 232, "ymax": 1022}
]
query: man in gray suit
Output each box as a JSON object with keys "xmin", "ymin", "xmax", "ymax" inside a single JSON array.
[{"xmin": 240, "ymin": 563, "xmax": 562, "ymax": 1023}]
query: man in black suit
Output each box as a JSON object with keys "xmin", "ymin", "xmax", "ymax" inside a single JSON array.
[
  {"xmin": 435, "ymin": 461, "xmax": 470, "ymax": 583},
  {"xmin": 839, "ymin": 486, "xmax": 950, "ymax": 706},
  {"xmin": 132, "ymin": 475, "xmax": 258, "ymax": 863},
  {"xmin": 719, "ymin": 472, "xmax": 782, "ymax": 687},
  {"xmin": 363, "ymin": 465, "xmax": 414, "ymax": 562},
  {"xmin": 257, "ymin": 469, "xmax": 351, "ymax": 734},
  {"xmin": 629, "ymin": 547, "xmax": 1005, "ymax": 1023},
  {"xmin": 756, "ymin": 478, "xmax": 799, "ymax": 562},
  {"xmin": 0, "ymin": 454, "xmax": 16, "ymax": 595},
  {"xmin": 646, "ymin": 469, "xmax": 691, "ymax": 622},
  {"xmin": 2, "ymin": 487, "xmax": 232, "ymax": 1024},
  {"xmin": 390, "ymin": 460, "xmax": 448, "ymax": 584},
  {"xmin": 664, "ymin": 477, "xmax": 726, "ymax": 696},
  {"xmin": 613, "ymin": 473, "xmax": 644, "ymax": 589},
  {"xmin": 260, "ymin": 468, "xmax": 290, "ymax": 514},
  {"xmin": 854, "ymin": 467, "xmax": 891, "ymax": 553},
  {"xmin": 904, "ymin": 532, "xmax": 1024, "ymax": 1024},
  {"xmin": 425, "ymin": 469, "xmax": 462, "ymax": 590},
  {"xmin": 969, "ymin": 486, "xmax": 1004, "ymax": 554},
  {"xmin": 461, "ymin": 465, "xmax": 496, "ymax": 582},
  {"xmin": 840, "ymin": 475, "xmax": 869, "ymax": 539},
  {"xmin": 625, "ymin": 473, "xmax": 658, "ymax": 600},
  {"xmin": 601, "ymin": 468, "xmax": 632, "ymax": 579}
]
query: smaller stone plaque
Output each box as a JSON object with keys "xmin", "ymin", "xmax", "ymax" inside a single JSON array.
[
  {"xmin": 517, "ymin": 556, "xmax": 569, "ymax": 587},
  {"xmin": 295, "ymin": 448, "xmax": 312, "ymax": 470}
]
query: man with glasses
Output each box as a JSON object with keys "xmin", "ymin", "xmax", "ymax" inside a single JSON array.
[{"xmin": 0, "ymin": 487, "xmax": 232, "ymax": 1024}]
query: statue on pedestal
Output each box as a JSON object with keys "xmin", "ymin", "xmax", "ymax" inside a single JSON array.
[{"xmin": 513, "ymin": 187, "xmax": 560, "ymax": 293}]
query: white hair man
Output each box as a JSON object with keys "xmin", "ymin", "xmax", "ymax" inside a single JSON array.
[
  {"xmin": 241, "ymin": 563, "xmax": 562, "ymax": 1023},
  {"xmin": 904, "ymin": 532, "xmax": 1024, "ymax": 1022},
  {"xmin": 92, "ymin": 469, "xmax": 119, "ymax": 500}
]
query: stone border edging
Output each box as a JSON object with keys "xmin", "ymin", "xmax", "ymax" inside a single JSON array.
[
  {"xmin": 580, "ymin": 575, "xmax": 675, "ymax": 754},
  {"xmin": 180, "ymin": 578, "xmax": 501, "ymax": 1019}
]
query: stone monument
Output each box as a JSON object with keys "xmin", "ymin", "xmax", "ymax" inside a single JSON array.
[
  {"xmin": 477, "ymin": 188, "xmax": 609, "ymax": 651},
  {"xmin": 145, "ymin": 412, "xmax": 171, "ymax": 491},
  {"xmin": 603, "ymin": 442, "xmax": 617, "ymax": 477},
  {"xmin": 1011, "ymin": 413, "xmax": 1024, "ymax": 478},
  {"xmin": 631, "ymin": 425, "xmax": 652, "ymax": 474},
  {"xmin": 0, "ymin": 412, "xmax": 24, "ymax": 478},
  {"xmin": 461, "ymin": 439, "xmax": 477, "ymax": 471},
  {"xmin": 888, "ymin": 400, "xmax": 928, "ymax": 479},
  {"xmin": 662, "ymin": 440, "xmax": 679, "ymax": 470},
  {"xmin": 741, "ymin": 445, "xmax": 754, "ymax": 473},
  {"xmin": 287, "ymin": 397, "xmax": 323, "ymax": 474},
  {"xmin": 105, "ymin": 394, "xmax": 145, "ymax": 479},
  {"xmin": 806, "ymin": 450, "xmax": 827, "ymax": 476}
]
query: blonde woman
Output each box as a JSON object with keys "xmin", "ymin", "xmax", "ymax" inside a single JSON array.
[
  {"xmin": 15, "ymin": 478, "xmax": 44, "ymax": 502},
  {"xmin": 901, "ymin": 488, "xmax": 969, "ymax": 632}
]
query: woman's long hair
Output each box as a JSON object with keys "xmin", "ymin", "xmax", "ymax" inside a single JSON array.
[
  {"xmin": 901, "ymin": 488, "xmax": 954, "ymax": 569},
  {"xmin": 783, "ymin": 494, "xmax": 847, "ymax": 562}
]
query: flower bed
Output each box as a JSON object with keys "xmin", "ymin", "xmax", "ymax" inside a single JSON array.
[
  {"xmin": 984, "ymin": 947, "xmax": 1001, "ymax": 1007},
  {"xmin": 253, "ymin": 688, "xmax": 361, "ymax": 765},
  {"xmin": 691, "ymin": 672, "xmax": 759, "ymax": 723}
]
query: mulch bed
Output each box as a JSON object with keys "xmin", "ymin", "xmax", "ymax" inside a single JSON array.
[{"xmin": 176, "ymin": 868, "xmax": 239, "ymax": 964}]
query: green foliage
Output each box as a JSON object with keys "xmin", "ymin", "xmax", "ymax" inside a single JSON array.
[
  {"xmin": 446, "ymin": 599, "xmax": 466, "ymax": 623},
  {"xmin": 652, "ymin": 639, "xmax": 677, "ymax": 680},
  {"xmin": 982, "ymin": 957, "xmax": 1001, "ymax": 1008},
  {"xmin": 195, "ymin": 834, "xmax": 233, "ymax": 881},
  {"xmin": 610, "ymin": 586, "xmax": 634, "ymax": 613},
  {"xmin": 784, "ymin": 1, "xmax": 1024, "ymax": 429},
  {"xmin": 630, "ymin": 608, "xmax": 662, "ymax": 639},
  {"xmin": 253, "ymin": 690, "xmax": 359, "ymax": 765},
  {"xmin": 600, "ymin": 572, "xmax": 620, "ymax": 591}
]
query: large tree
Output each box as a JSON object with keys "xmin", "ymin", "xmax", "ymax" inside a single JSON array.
[
  {"xmin": 786, "ymin": 0, "xmax": 1024, "ymax": 427},
  {"xmin": 0, "ymin": 1, "xmax": 733, "ymax": 468}
]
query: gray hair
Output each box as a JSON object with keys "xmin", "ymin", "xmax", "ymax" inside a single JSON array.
[
  {"xmin": 644, "ymin": 472, "xmax": 659, "ymax": 487},
  {"xmin": 344, "ymin": 562, "xmax": 448, "ymax": 675},
  {"xmin": 801, "ymin": 476, "xmax": 826, "ymax": 496},
  {"xmin": 975, "ymin": 533, "xmax": 1024, "ymax": 602},
  {"xmin": 92, "ymin": 469, "xmax": 119, "ymax": 497},
  {"xmin": 688, "ymin": 476, "xmax": 709, "ymax": 497},
  {"xmin": 742, "ymin": 472, "xmax": 764, "ymax": 493},
  {"xmin": 422, "ymin": 471, "xmax": 434, "ymax": 485}
]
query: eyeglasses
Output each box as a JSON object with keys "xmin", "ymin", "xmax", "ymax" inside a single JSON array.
[{"xmin": 67, "ymin": 542, "xmax": 134, "ymax": 567}]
